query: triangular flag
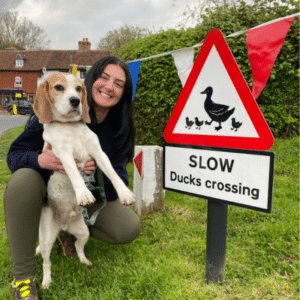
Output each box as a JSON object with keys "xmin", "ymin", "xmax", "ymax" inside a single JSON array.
[
  {"xmin": 128, "ymin": 61, "xmax": 141, "ymax": 101},
  {"xmin": 172, "ymin": 48, "xmax": 195, "ymax": 87},
  {"xmin": 246, "ymin": 17, "xmax": 295, "ymax": 100}
]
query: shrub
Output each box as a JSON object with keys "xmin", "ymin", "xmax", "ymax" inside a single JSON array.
[{"xmin": 119, "ymin": 0, "xmax": 299, "ymax": 145}]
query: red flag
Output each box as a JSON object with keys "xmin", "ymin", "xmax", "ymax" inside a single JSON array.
[{"xmin": 246, "ymin": 17, "xmax": 295, "ymax": 100}]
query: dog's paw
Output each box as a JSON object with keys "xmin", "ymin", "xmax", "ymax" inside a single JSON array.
[
  {"xmin": 118, "ymin": 187, "xmax": 135, "ymax": 206},
  {"xmin": 81, "ymin": 257, "xmax": 92, "ymax": 266},
  {"xmin": 78, "ymin": 252, "xmax": 92, "ymax": 266},
  {"xmin": 42, "ymin": 277, "xmax": 52, "ymax": 289},
  {"xmin": 77, "ymin": 189, "xmax": 95, "ymax": 206}
]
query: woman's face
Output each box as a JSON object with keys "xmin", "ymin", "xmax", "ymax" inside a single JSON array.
[{"xmin": 92, "ymin": 64, "xmax": 126, "ymax": 109}]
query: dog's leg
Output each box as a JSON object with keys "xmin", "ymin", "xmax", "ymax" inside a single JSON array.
[
  {"xmin": 38, "ymin": 207, "xmax": 61, "ymax": 289},
  {"xmin": 87, "ymin": 140, "xmax": 135, "ymax": 205},
  {"xmin": 57, "ymin": 152, "xmax": 95, "ymax": 206},
  {"xmin": 67, "ymin": 216, "xmax": 91, "ymax": 266}
]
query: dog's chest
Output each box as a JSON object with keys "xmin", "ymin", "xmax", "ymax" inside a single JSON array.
[
  {"xmin": 43, "ymin": 122, "xmax": 94, "ymax": 163},
  {"xmin": 71, "ymin": 136, "xmax": 90, "ymax": 161}
]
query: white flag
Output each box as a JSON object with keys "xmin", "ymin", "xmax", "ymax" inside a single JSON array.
[{"xmin": 172, "ymin": 48, "xmax": 194, "ymax": 87}]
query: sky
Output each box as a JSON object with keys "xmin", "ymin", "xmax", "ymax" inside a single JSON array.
[{"xmin": 0, "ymin": 0, "xmax": 197, "ymax": 50}]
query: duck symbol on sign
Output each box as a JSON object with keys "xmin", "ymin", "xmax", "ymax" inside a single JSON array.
[
  {"xmin": 231, "ymin": 118, "xmax": 243, "ymax": 131},
  {"xmin": 185, "ymin": 117, "xmax": 194, "ymax": 129},
  {"xmin": 201, "ymin": 86, "xmax": 239, "ymax": 131},
  {"xmin": 195, "ymin": 117, "xmax": 204, "ymax": 129},
  {"xmin": 185, "ymin": 117, "xmax": 204, "ymax": 130}
]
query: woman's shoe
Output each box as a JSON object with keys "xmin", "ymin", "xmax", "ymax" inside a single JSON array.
[{"xmin": 12, "ymin": 277, "xmax": 39, "ymax": 300}]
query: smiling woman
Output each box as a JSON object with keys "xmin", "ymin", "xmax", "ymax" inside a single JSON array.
[
  {"xmin": 4, "ymin": 55, "xmax": 139, "ymax": 299},
  {"xmin": 92, "ymin": 64, "xmax": 126, "ymax": 123},
  {"xmin": 84, "ymin": 56, "xmax": 135, "ymax": 158}
]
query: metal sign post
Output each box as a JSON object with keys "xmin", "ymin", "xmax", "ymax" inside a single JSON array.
[
  {"xmin": 163, "ymin": 143, "xmax": 274, "ymax": 282},
  {"xmin": 206, "ymin": 201, "xmax": 228, "ymax": 282}
]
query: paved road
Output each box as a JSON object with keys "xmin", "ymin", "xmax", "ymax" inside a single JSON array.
[{"xmin": 0, "ymin": 113, "xmax": 29, "ymax": 136}]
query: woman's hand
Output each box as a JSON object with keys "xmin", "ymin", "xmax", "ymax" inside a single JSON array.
[
  {"xmin": 38, "ymin": 143, "xmax": 96, "ymax": 175},
  {"xmin": 38, "ymin": 143, "xmax": 67, "ymax": 174},
  {"xmin": 81, "ymin": 158, "xmax": 96, "ymax": 175}
]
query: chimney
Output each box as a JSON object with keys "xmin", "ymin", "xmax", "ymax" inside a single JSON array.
[
  {"xmin": 78, "ymin": 38, "xmax": 91, "ymax": 51},
  {"xmin": 85, "ymin": 38, "xmax": 91, "ymax": 50}
]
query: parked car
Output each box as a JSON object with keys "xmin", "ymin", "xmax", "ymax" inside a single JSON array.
[{"xmin": 7, "ymin": 100, "xmax": 34, "ymax": 115}]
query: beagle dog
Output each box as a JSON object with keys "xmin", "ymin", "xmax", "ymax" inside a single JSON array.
[{"xmin": 34, "ymin": 72, "xmax": 135, "ymax": 288}]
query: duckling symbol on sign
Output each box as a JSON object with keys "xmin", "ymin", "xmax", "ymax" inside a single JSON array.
[{"xmin": 164, "ymin": 29, "xmax": 274, "ymax": 151}]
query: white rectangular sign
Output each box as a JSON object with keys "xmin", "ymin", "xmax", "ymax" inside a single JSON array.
[{"xmin": 163, "ymin": 144, "xmax": 274, "ymax": 213}]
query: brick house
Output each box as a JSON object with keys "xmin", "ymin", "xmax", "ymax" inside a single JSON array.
[{"xmin": 0, "ymin": 39, "xmax": 111, "ymax": 110}]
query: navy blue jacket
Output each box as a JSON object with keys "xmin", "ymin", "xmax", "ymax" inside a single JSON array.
[{"xmin": 6, "ymin": 116, "xmax": 129, "ymax": 202}]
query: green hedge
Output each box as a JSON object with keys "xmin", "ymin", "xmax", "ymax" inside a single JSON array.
[{"xmin": 119, "ymin": 0, "xmax": 299, "ymax": 146}]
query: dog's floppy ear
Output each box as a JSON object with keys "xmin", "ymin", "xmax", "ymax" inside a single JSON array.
[
  {"xmin": 34, "ymin": 79, "xmax": 53, "ymax": 124},
  {"xmin": 81, "ymin": 83, "xmax": 91, "ymax": 124}
]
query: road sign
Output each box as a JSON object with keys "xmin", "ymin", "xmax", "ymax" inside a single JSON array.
[
  {"xmin": 14, "ymin": 76, "xmax": 22, "ymax": 88},
  {"xmin": 133, "ymin": 151, "xmax": 143, "ymax": 177},
  {"xmin": 163, "ymin": 144, "xmax": 274, "ymax": 213},
  {"xmin": 164, "ymin": 29, "xmax": 274, "ymax": 150}
]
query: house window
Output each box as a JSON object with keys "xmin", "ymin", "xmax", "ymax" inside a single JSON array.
[
  {"xmin": 80, "ymin": 70, "xmax": 87, "ymax": 79},
  {"xmin": 16, "ymin": 59, "xmax": 24, "ymax": 67}
]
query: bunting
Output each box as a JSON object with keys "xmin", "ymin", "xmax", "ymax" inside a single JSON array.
[
  {"xmin": 127, "ymin": 13, "xmax": 299, "ymax": 101},
  {"xmin": 128, "ymin": 61, "xmax": 141, "ymax": 101},
  {"xmin": 171, "ymin": 48, "xmax": 195, "ymax": 87},
  {"xmin": 246, "ymin": 16, "xmax": 295, "ymax": 99}
]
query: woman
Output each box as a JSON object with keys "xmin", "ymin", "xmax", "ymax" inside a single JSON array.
[{"xmin": 4, "ymin": 56, "xmax": 141, "ymax": 300}]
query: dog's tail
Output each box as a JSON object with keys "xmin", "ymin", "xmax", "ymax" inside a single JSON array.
[{"xmin": 36, "ymin": 245, "xmax": 41, "ymax": 255}]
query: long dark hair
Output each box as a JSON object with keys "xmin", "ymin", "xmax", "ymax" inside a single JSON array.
[{"xmin": 84, "ymin": 56, "xmax": 135, "ymax": 163}]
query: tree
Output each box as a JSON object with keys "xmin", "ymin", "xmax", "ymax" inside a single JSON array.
[
  {"xmin": 174, "ymin": 0, "xmax": 296, "ymax": 30},
  {"xmin": 0, "ymin": 10, "xmax": 50, "ymax": 50},
  {"xmin": 96, "ymin": 24, "xmax": 151, "ymax": 53}
]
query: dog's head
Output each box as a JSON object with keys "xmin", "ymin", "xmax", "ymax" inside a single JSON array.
[{"xmin": 34, "ymin": 72, "xmax": 91, "ymax": 124}]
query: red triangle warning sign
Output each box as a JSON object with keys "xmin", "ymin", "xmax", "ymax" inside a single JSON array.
[
  {"xmin": 164, "ymin": 29, "xmax": 274, "ymax": 150},
  {"xmin": 133, "ymin": 151, "xmax": 143, "ymax": 177}
]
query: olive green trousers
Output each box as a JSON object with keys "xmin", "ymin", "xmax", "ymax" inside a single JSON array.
[{"xmin": 4, "ymin": 168, "xmax": 141, "ymax": 281}]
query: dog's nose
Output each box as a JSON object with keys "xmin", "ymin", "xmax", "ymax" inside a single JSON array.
[{"xmin": 70, "ymin": 97, "xmax": 80, "ymax": 108}]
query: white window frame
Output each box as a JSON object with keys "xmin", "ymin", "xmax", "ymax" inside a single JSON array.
[{"xmin": 16, "ymin": 59, "xmax": 24, "ymax": 68}]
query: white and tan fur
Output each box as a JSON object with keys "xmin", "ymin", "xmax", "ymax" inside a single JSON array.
[{"xmin": 34, "ymin": 72, "xmax": 135, "ymax": 288}]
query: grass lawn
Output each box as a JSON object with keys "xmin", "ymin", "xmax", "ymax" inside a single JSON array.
[{"xmin": 0, "ymin": 125, "xmax": 299, "ymax": 299}]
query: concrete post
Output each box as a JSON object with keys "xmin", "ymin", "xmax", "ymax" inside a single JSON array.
[{"xmin": 133, "ymin": 146, "xmax": 165, "ymax": 216}]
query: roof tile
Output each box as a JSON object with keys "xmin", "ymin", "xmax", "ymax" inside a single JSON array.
[{"xmin": 0, "ymin": 50, "xmax": 112, "ymax": 71}]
